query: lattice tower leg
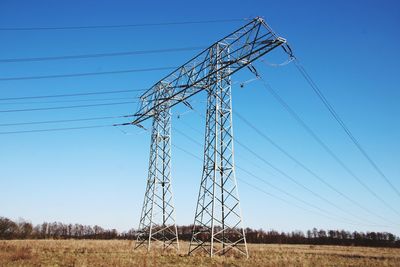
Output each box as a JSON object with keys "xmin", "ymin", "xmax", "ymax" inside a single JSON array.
[
  {"xmin": 189, "ymin": 43, "xmax": 248, "ymax": 257},
  {"xmin": 135, "ymin": 97, "xmax": 179, "ymax": 251}
]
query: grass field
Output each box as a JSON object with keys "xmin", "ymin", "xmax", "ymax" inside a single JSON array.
[{"xmin": 0, "ymin": 240, "xmax": 399, "ymax": 266}]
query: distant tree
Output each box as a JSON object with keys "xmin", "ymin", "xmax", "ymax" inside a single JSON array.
[
  {"xmin": 16, "ymin": 219, "xmax": 33, "ymax": 239},
  {"xmin": 1, "ymin": 216, "xmax": 399, "ymax": 247},
  {"xmin": 0, "ymin": 217, "xmax": 18, "ymax": 239},
  {"xmin": 306, "ymin": 230, "xmax": 312, "ymax": 239}
]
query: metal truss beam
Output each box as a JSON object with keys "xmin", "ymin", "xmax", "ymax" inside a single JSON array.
[{"xmin": 132, "ymin": 17, "xmax": 291, "ymax": 126}]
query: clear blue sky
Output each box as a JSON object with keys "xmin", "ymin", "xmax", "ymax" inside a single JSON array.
[{"xmin": 1, "ymin": 0, "xmax": 399, "ymax": 235}]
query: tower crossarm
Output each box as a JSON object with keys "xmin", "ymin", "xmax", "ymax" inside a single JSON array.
[{"xmin": 132, "ymin": 17, "xmax": 292, "ymax": 125}]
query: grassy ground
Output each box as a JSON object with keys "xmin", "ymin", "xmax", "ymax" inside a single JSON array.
[{"xmin": 0, "ymin": 240, "xmax": 399, "ymax": 266}]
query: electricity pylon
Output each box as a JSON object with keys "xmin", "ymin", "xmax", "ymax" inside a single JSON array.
[
  {"xmin": 135, "ymin": 84, "xmax": 179, "ymax": 251},
  {"xmin": 131, "ymin": 17, "xmax": 292, "ymax": 255}
]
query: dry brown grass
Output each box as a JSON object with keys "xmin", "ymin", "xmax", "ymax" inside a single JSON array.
[{"xmin": 0, "ymin": 240, "xmax": 399, "ymax": 266}]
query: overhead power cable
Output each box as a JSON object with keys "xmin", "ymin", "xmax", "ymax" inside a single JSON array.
[
  {"xmin": 0, "ymin": 66, "xmax": 176, "ymax": 81},
  {"xmin": 0, "ymin": 97, "xmax": 138, "ymax": 105},
  {"xmin": 233, "ymin": 138, "xmax": 385, "ymax": 225},
  {"xmin": 171, "ymin": 139, "xmax": 330, "ymax": 217},
  {"xmin": 175, "ymin": 115, "xmax": 267, "ymax": 173},
  {"xmin": 0, "ymin": 101, "xmax": 138, "ymax": 113},
  {"xmin": 255, "ymin": 75, "xmax": 400, "ymax": 218},
  {"xmin": 0, "ymin": 89, "xmax": 146, "ymax": 101},
  {"xmin": 0, "ymin": 46, "xmax": 205, "ymax": 63},
  {"xmin": 0, "ymin": 119, "xmax": 145, "ymax": 135},
  {"xmin": 0, "ymin": 18, "xmax": 247, "ymax": 31},
  {"xmin": 0, "ymin": 125, "xmax": 113, "ymax": 135},
  {"xmin": 170, "ymin": 141, "xmax": 370, "ymax": 227},
  {"xmin": 0, "ymin": 119, "xmax": 389, "ymax": 228},
  {"xmin": 0, "ymin": 110, "xmax": 391, "ymax": 228},
  {"xmin": 137, "ymin": 118, "xmax": 340, "ymax": 222},
  {"xmin": 234, "ymin": 108, "xmax": 399, "ymax": 224},
  {"xmin": 0, "ymin": 115, "xmax": 133, "ymax": 127},
  {"xmin": 172, "ymin": 116, "xmax": 386, "ymax": 226},
  {"xmin": 185, "ymin": 107, "xmax": 396, "ymax": 226},
  {"xmin": 172, "ymin": 126, "xmax": 389, "ymax": 227},
  {"xmin": 293, "ymin": 59, "xmax": 400, "ymax": 199},
  {"xmin": 235, "ymin": 178, "xmax": 387, "ymax": 228},
  {"xmin": 234, "ymin": 166, "xmax": 389, "ymax": 228}
]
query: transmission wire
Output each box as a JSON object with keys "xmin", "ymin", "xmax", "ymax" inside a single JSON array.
[
  {"xmin": 189, "ymin": 103, "xmax": 400, "ymax": 226},
  {"xmin": 0, "ymin": 18, "xmax": 248, "ymax": 31},
  {"xmin": 293, "ymin": 59, "xmax": 400, "ymax": 199},
  {"xmin": 0, "ymin": 125, "xmax": 113, "ymax": 135},
  {"xmin": 171, "ymin": 141, "xmax": 382, "ymax": 227},
  {"xmin": 0, "ymin": 46, "xmax": 204, "ymax": 63},
  {"xmin": 0, "ymin": 115, "xmax": 134, "ymax": 127},
  {"xmin": 0, "ymin": 97, "xmax": 138, "ymax": 105},
  {"xmin": 254, "ymin": 74, "xmax": 400, "ymax": 218},
  {"xmin": 0, "ymin": 66, "xmax": 177, "ymax": 81},
  {"xmin": 234, "ymin": 108, "xmax": 400, "ymax": 221},
  {"xmin": 0, "ymin": 101, "xmax": 138, "ymax": 113},
  {"xmin": 172, "ymin": 125, "xmax": 391, "ymax": 227},
  {"xmin": 0, "ymin": 88, "xmax": 146, "ymax": 101}
]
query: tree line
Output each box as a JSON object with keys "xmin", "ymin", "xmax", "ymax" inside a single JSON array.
[{"xmin": 1, "ymin": 217, "xmax": 399, "ymax": 248}]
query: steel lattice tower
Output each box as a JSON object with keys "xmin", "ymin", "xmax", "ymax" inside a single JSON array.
[
  {"xmin": 188, "ymin": 43, "xmax": 248, "ymax": 257},
  {"xmin": 135, "ymin": 85, "xmax": 179, "ymax": 251},
  {"xmin": 130, "ymin": 17, "xmax": 291, "ymax": 256}
]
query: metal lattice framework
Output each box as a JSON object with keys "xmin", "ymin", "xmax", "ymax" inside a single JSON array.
[
  {"xmin": 135, "ymin": 85, "xmax": 179, "ymax": 251},
  {"xmin": 188, "ymin": 43, "xmax": 247, "ymax": 256},
  {"xmin": 132, "ymin": 17, "xmax": 291, "ymax": 256}
]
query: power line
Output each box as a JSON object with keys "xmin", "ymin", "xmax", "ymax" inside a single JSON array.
[
  {"xmin": 0, "ymin": 101, "xmax": 138, "ymax": 113},
  {"xmin": 148, "ymin": 119, "xmax": 353, "ymax": 224},
  {"xmin": 255, "ymin": 75, "xmax": 400, "ymax": 218},
  {"xmin": 0, "ymin": 97, "xmax": 138, "ymax": 105},
  {"xmin": 170, "ymin": 142, "xmax": 349, "ymax": 224},
  {"xmin": 188, "ymin": 108, "xmax": 399, "ymax": 226},
  {"xmin": 172, "ymin": 117, "xmax": 388, "ymax": 226},
  {"xmin": 0, "ymin": 111, "xmax": 390, "ymax": 227},
  {"xmin": 0, "ymin": 66, "xmax": 177, "ymax": 81},
  {"xmin": 171, "ymin": 128, "xmax": 390, "ymax": 228},
  {"xmin": 0, "ymin": 46, "xmax": 205, "ymax": 63},
  {"xmin": 0, "ymin": 89, "xmax": 146, "ymax": 101},
  {"xmin": 234, "ymin": 108, "xmax": 400, "ymax": 224},
  {"xmin": 235, "ymin": 164, "xmax": 363, "ymax": 225},
  {"xmin": 175, "ymin": 115, "xmax": 268, "ymax": 173},
  {"xmin": 236, "ymin": 177, "xmax": 393, "ymax": 228},
  {"xmin": 0, "ymin": 18, "xmax": 247, "ymax": 31},
  {"xmin": 233, "ymin": 138, "xmax": 385, "ymax": 225},
  {"xmin": 235, "ymin": 166, "xmax": 389, "ymax": 228},
  {"xmin": 0, "ymin": 125, "xmax": 113, "ymax": 135},
  {"xmin": 0, "ymin": 121, "xmax": 389, "ymax": 228},
  {"xmin": 293, "ymin": 59, "xmax": 400, "ymax": 199},
  {"xmin": 0, "ymin": 115, "xmax": 133, "ymax": 127},
  {"xmin": 173, "ymin": 128, "xmax": 330, "ymax": 215},
  {"xmin": 187, "ymin": 108, "xmax": 376, "ymax": 223},
  {"xmin": 236, "ymin": 178, "xmax": 364, "ymax": 227}
]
